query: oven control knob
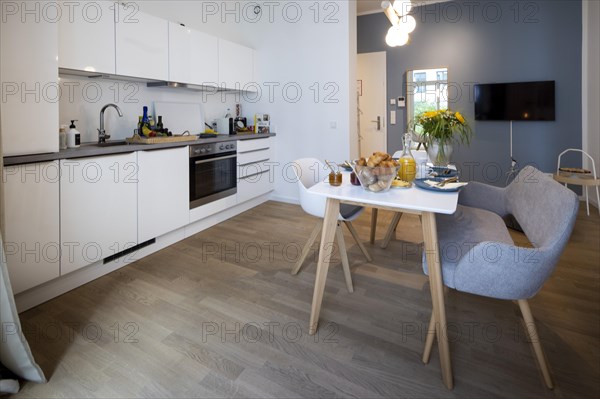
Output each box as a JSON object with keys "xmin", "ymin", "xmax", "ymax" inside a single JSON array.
[{"xmin": 219, "ymin": 145, "xmax": 224, "ymax": 151}]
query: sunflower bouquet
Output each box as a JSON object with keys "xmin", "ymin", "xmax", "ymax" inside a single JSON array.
[{"xmin": 410, "ymin": 109, "xmax": 473, "ymax": 166}]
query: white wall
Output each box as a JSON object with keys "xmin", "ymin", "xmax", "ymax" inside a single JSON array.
[
  {"xmin": 138, "ymin": 0, "xmax": 355, "ymax": 203},
  {"xmin": 583, "ymin": 0, "xmax": 599, "ymax": 209}
]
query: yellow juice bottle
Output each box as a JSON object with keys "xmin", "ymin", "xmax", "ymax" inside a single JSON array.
[
  {"xmin": 398, "ymin": 133, "xmax": 416, "ymax": 182},
  {"xmin": 399, "ymin": 157, "xmax": 416, "ymax": 181}
]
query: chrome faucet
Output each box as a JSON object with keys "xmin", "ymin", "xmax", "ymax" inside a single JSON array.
[{"xmin": 98, "ymin": 103, "xmax": 123, "ymax": 143}]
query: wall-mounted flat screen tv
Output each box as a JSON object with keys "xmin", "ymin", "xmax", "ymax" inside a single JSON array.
[{"xmin": 474, "ymin": 81, "xmax": 555, "ymax": 121}]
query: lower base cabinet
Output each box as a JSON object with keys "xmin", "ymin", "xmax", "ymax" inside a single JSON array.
[
  {"xmin": 3, "ymin": 161, "xmax": 60, "ymax": 294},
  {"xmin": 237, "ymin": 138, "xmax": 274, "ymax": 203},
  {"xmin": 137, "ymin": 147, "xmax": 189, "ymax": 242},
  {"xmin": 60, "ymin": 153, "xmax": 138, "ymax": 274}
]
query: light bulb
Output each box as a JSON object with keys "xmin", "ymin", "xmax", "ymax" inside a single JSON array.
[
  {"xmin": 393, "ymin": 0, "xmax": 412, "ymax": 16},
  {"xmin": 386, "ymin": 26, "xmax": 409, "ymax": 47},
  {"xmin": 397, "ymin": 15, "xmax": 416, "ymax": 33}
]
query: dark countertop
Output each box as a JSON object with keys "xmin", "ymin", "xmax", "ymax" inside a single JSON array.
[{"xmin": 3, "ymin": 133, "xmax": 275, "ymax": 166}]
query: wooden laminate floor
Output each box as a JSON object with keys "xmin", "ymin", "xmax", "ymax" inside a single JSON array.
[{"xmin": 14, "ymin": 201, "xmax": 600, "ymax": 398}]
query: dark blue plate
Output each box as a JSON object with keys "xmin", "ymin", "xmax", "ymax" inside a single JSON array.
[
  {"xmin": 339, "ymin": 163, "xmax": 353, "ymax": 172},
  {"xmin": 414, "ymin": 177, "xmax": 465, "ymax": 192},
  {"xmin": 428, "ymin": 167, "xmax": 458, "ymax": 178}
]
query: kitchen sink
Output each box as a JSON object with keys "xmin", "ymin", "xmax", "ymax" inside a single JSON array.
[{"xmin": 91, "ymin": 140, "xmax": 129, "ymax": 147}]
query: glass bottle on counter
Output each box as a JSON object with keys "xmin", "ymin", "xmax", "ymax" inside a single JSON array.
[
  {"xmin": 157, "ymin": 115, "xmax": 164, "ymax": 132},
  {"xmin": 398, "ymin": 133, "xmax": 416, "ymax": 182},
  {"xmin": 141, "ymin": 106, "xmax": 149, "ymax": 126}
]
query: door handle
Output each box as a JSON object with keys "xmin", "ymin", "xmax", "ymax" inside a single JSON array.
[{"xmin": 371, "ymin": 116, "xmax": 381, "ymax": 131}]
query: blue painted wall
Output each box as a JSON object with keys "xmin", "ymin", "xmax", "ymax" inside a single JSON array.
[{"xmin": 358, "ymin": 0, "xmax": 582, "ymax": 185}]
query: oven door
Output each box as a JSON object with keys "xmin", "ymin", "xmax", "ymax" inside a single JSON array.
[{"xmin": 190, "ymin": 152, "xmax": 237, "ymax": 209}]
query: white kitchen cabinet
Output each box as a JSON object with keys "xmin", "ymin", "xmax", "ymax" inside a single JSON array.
[
  {"xmin": 168, "ymin": 22, "xmax": 219, "ymax": 86},
  {"xmin": 218, "ymin": 39, "xmax": 254, "ymax": 90},
  {"xmin": 3, "ymin": 162, "xmax": 61, "ymax": 294},
  {"xmin": 0, "ymin": 11, "xmax": 58, "ymax": 156},
  {"xmin": 138, "ymin": 147, "xmax": 189, "ymax": 242},
  {"xmin": 237, "ymin": 138, "xmax": 274, "ymax": 203},
  {"xmin": 115, "ymin": 5, "xmax": 168, "ymax": 80},
  {"xmin": 60, "ymin": 153, "xmax": 137, "ymax": 274},
  {"xmin": 58, "ymin": 1, "xmax": 116, "ymax": 74}
]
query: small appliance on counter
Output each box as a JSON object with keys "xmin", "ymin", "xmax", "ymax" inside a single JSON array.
[
  {"xmin": 216, "ymin": 117, "xmax": 235, "ymax": 135},
  {"xmin": 234, "ymin": 117, "xmax": 247, "ymax": 132}
]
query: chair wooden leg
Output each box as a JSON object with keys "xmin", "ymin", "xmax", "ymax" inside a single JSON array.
[
  {"xmin": 344, "ymin": 221, "xmax": 373, "ymax": 262},
  {"xmin": 291, "ymin": 221, "xmax": 322, "ymax": 275},
  {"xmin": 335, "ymin": 223, "xmax": 354, "ymax": 293},
  {"xmin": 422, "ymin": 311, "xmax": 436, "ymax": 364},
  {"xmin": 381, "ymin": 212, "xmax": 402, "ymax": 249},
  {"xmin": 518, "ymin": 299, "xmax": 554, "ymax": 389},
  {"xmin": 370, "ymin": 208, "xmax": 378, "ymax": 244}
]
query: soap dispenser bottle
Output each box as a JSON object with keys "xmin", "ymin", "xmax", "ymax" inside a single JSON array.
[{"xmin": 67, "ymin": 120, "xmax": 81, "ymax": 148}]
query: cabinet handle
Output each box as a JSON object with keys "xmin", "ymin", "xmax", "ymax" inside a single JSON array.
[
  {"xmin": 238, "ymin": 158, "xmax": 270, "ymax": 167},
  {"xmin": 238, "ymin": 147, "xmax": 270, "ymax": 155},
  {"xmin": 240, "ymin": 169, "xmax": 270, "ymax": 179}
]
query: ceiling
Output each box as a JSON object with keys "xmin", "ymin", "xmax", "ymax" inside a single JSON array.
[{"xmin": 356, "ymin": 0, "xmax": 452, "ymax": 16}]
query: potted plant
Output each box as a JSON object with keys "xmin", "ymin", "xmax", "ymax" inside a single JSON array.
[{"xmin": 411, "ymin": 109, "xmax": 473, "ymax": 166}]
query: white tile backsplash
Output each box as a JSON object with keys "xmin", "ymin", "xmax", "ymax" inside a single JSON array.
[{"xmin": 58, "ymin": 74, "xmax": 241, "ymax": 143}]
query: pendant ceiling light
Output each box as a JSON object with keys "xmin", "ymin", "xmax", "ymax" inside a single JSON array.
[{"xmin": 381, "ymin": 0, "xmax": 416, "ymax": 47}]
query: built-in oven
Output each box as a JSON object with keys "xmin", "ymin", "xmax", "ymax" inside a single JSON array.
[{"xmin": 189, "ymin": 141, "xmax": 237, "ymax": 209}]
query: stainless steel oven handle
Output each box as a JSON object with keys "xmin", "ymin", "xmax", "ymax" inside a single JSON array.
[{"xmin": 194, "ymin": 154, "xmax": 237, "ymax": 165}]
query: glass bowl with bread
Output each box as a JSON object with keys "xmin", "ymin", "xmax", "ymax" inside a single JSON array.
[{"xmin": 353, "ymin": 152, "xmax": 401, "ymax": 192}]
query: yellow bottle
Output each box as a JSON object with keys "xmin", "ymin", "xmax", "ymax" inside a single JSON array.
[{"xmin": 398, "ymin": 133, "xmax": 416, "ymax": 182}]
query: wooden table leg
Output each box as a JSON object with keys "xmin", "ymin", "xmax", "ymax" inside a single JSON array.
[
  {"xmin": 309, "ymin": 198, "xmax": 341, "ymax": 335},
  {"xmin": 370, "ymin": 208, "xmax": 378, "ymax": 244},
  {"xmin": 421, "ymin": 211, "xmax": 453, "ymax": 389}
]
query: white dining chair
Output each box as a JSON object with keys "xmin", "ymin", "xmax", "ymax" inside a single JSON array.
[{"xmin": 292, "ymin": 158, "xmax": 372, "ymax": 293}]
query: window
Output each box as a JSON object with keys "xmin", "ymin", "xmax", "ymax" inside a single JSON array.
[
  {"xmin": 406, "ymin": 67, "xmax": 448, "ymax": 134},
  {"xmin": 414, "ymin": 72, "xmax": 426, "ymax": 93}
]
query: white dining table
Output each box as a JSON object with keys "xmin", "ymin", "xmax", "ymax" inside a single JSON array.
[{"xmin": 307, "ymin": 176, "xmax": 459, "ymax": 389}]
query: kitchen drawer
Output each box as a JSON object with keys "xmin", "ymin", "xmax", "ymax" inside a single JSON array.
[
  {"xmin": 237, "ymin": 147, "xmax": 271, "ymax": 168},
  {"xmin": 237, "ymin": 137, "xmax": 271, "ymax": 153},
  {"xmin": 238, "ymin": 159, "xmax": 272, "ymax": 179},
  {"xmin": 237, "ymin": 168, "xmax": 274, "ymax": 204}
]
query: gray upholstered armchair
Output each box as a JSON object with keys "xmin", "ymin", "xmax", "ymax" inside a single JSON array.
[{"xmin": 423, "ymin": 166, "xmax": 579, "ymax": 389}]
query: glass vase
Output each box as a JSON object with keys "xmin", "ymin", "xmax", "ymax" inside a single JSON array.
[{"xmin": 427, "ymin": 139, "xmax": 453, "ymax": 167}]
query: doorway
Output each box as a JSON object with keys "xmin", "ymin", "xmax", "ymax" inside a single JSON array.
[{"xmin": 357, "ymin": 52, "xmax": 387, "ymax": 157}]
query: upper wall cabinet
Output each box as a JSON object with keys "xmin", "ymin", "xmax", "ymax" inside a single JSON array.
[
  {"xmin": 169, "ymin": 22, "xmax": 219, "ymax": 86},
  {"xmin": 218, "ymin": 39, "xmax": 254, "ymax": 90},
  {"xmin": 0, "ymin": 10, "xmax": 58, "ymax": 156},
  {"xmin": 58, "ymin": 1, "xmax": 116, "ymax": 74},
  {"xmin": 115, "ymin": 5, "xmax": 168, "ymax": 80}
]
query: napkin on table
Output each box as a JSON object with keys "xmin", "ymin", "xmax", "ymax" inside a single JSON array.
[{"xmin": 424, "ymin": 180, "xmax": 469, "ymax": 190}]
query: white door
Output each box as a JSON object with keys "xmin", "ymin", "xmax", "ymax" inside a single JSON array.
[{"xmin": 357, "ymin": 52, "xmax": 387, "ymax": 157}]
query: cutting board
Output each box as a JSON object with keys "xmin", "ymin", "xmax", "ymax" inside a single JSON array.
[{"xmin": 153, "ymin": 101, "xmax": 204, "ymax": 136}]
